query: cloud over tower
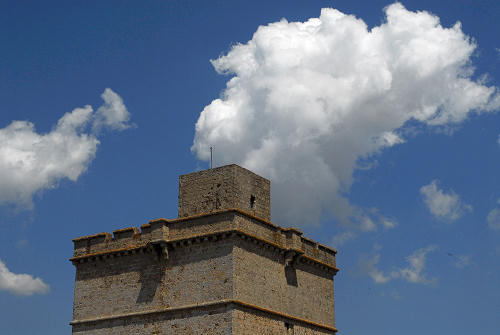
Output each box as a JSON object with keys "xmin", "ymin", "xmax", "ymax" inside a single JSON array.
[{"xmin": 192, "ymin": 3, "xmax": 499, "ymax": 230}]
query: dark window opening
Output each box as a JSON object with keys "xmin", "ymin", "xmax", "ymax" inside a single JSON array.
[
  {"xmin": 250, "ymin": 195, "xmax": 256, "ymax": 209},
  {"xmin": 285, "ymin": 266, "xmax": 298, "ymax": 286}
]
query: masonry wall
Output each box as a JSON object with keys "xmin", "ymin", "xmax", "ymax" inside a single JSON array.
[
  {"xmin": 232, "ymin": 213, "xmax": 336, "ymax": 267},
  {"xmin": 233, "ymin": 240, "xmax": 335, "ymax": 327},
  {"xmin": 72, "ymin": 238, "xmax": 234, "ymax": 323},
  {"xmin": 71, "ymin": 210, "xmax": 337, "ymax": 330},
  {"xmin": 178, "ymin": 165, "xmax": 271, "ymax": 221},
  {"xmin": 72, "ymin": 305, "xmax": 233, "ymax": 335},
  {"xmin": 232, "ymin": 309, "xmax": 335, "ymax": 335},
  {"xmin": 233, "ymin": 165, "xmax": 271, "ymax": 220},
  {"xmin": 167, "ymin": 212, "xmax": 235, "ymax": 240}
]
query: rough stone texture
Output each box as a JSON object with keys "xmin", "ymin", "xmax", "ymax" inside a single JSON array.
[
  {"xmin": 233, "ymin": 241, "xmax": 335, "ymax": 326},
  {"xmin": 73, "ymin": 240, "xmax": 233, "ymax": 321},
  {"xmin": 232, "ymin": 308, "xmax": 333, "ymax": 335},
  {"xmin": 72, "ymin": 306, "xmax": 233, "ymax": 335},
  {"xmin": 178, "ymin": 165, "xmax": 271, "ymax": 221},
  {"xmin": 70, "ymin": 165, "xmax": 338, "ymax": 334}
]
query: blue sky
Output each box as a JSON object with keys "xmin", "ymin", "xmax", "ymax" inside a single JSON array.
[{"xmin": 0, "ymin": 1, "xmax": 499, "ymax": 334}]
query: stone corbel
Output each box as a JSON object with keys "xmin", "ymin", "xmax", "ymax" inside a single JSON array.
[
  {"xmin": 148, "ymin": 240, "xmax": 169, "ymax": 261},
  {"xmin": 284, "ymin": 249, "xmax": 304, "ymax": 268}
]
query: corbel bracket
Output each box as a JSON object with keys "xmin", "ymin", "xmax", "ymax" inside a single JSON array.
[
  {"xmin": 147, "ymin": 240, "xmax": 169, "ymax": 261},
  {"xmin": 284, "ymin": 249, "xmax": 304, "ymax": 268}
]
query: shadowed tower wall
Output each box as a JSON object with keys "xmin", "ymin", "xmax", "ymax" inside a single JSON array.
[{"xmin": 70, "ymin": 164, "xmax": 338, "ymax": 334}]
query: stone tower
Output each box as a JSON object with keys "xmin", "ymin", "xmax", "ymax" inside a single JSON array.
[{"xmin": 70, "ymin": 164, "xmax": 339, "ymax": 334}]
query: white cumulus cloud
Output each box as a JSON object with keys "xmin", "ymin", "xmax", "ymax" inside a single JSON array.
[
  {"xmin": 192, "ymin": 3, "xmax": 498, "ymax": 230},
  {"xmin": 0, "ymin": 259, "xmax": 49, "ymax": 295},
  {"xmin": 420, "ymin": 180, "xmax": 472, "ymax": 221},
  {"xmin": 0, "ymin": 88, "xmax": 131, "ymax": 207}
]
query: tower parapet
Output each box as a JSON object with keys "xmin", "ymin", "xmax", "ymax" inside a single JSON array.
[{"xmin": 71, "ymin": 209, "xmax": 337, "ymax": 270}]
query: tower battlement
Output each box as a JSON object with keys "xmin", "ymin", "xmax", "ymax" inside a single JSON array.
[
  {"xmin": 71, "ymin": 209, "xmax": 337, "ymax": 270},
  {"xmin": 70, "ymin": 165, "xmax": 339, "ymax": 334}
]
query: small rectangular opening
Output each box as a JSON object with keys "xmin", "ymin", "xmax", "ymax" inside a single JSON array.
[{"xmin": 250, "ymin": 195, "xmax": 256, "ymax": 209}]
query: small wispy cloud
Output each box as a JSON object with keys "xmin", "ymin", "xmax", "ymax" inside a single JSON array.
[
  {"xmin": 357, "ymin": 252, "xmax": 391, "ymax": 283},
  {"xmin": 357, "ymin": 245, "xmax": 438, "ymax": 285},
  {"xmin": 380, "ymin": 218, "xmax": 397, "ymax": 229},
  {"xmin": 486, "ymin": 199, "xmax": 500, "ymax": 230},
  {"xmin": 0, "ymin": 259, "xmax": 49, "ymax": 296},
  {"xmin": 366, "ymin": 207, "xmax": 398, "ymax": 231},
  {"xmin": 420, "ymin": 180, "xmax": 472, "ymax": 222},
  {"xmin": 332, "ymin": 209, "xmax": 396, "ymax": 247},
  {"xmin": 392, "ymin": 245, "xmax": 438, "ymax": 285},
  {"xmin": 390, "ymin": 290, "xmax": 402, "ymax": 300},
  {"xmin": 451, "ymin": 254, "xmax": 472, "ymax": 268},
  {"xmin": 332, "ymin": 231, "xmax": 357, "ymax": 246},
  {"xmin": 15, "ymin": 240, "xmax": 28, "ymax": 250}
]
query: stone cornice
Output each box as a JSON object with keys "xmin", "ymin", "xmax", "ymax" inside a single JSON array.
[{"xmin": 70, "ymin": 228, "xmax": 339, "ymax": 274}]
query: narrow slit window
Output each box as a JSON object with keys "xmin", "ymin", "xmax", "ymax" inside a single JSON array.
[{"xmin": 250, "ymin": 195, "xmax": 256, "ymax": 209}]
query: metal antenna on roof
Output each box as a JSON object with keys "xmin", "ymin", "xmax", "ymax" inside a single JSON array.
[{"xmin": 210, "ymin": 147, "xmax": 213, "ymax": 169}]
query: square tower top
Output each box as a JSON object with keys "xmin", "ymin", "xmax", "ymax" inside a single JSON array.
[{"xmin": 178, "ymin": 164, "xmax": 271, "ymax": 220}]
